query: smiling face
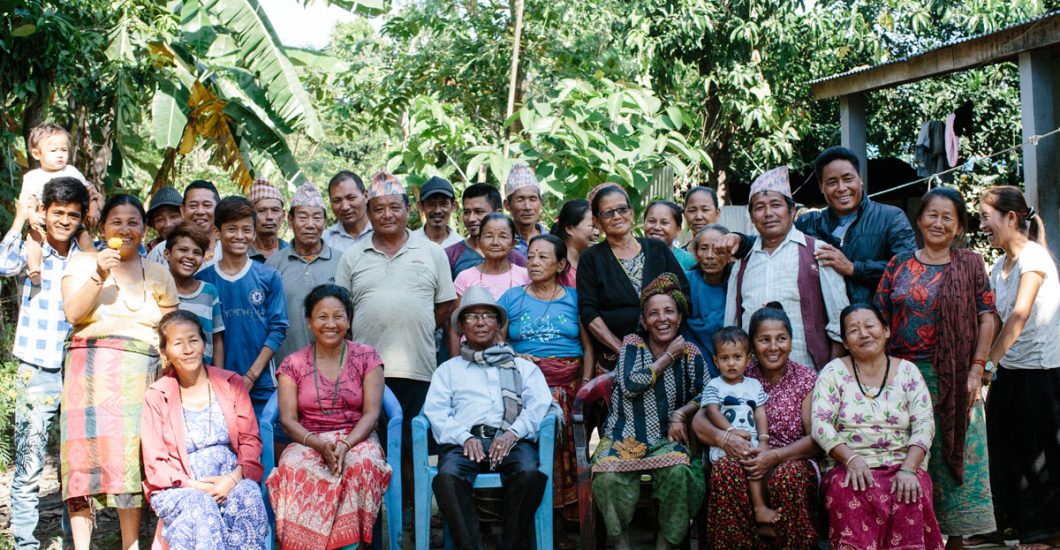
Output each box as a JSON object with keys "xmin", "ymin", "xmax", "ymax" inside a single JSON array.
[
  {"xmin": 420, "ymin": 195, "xmax": 455, "ymax": 231},
  {"xmin": 526, "ymin": 239, "xmax": 566, "ymax": 284},
  {"xmin": 102, "ymin": 204, "xmax": 145, "ymax": 259},
  {"xmin": 917, "ymin": 195, "xmax": 962, "ymax": 250},
  {"xmin": 479, "ymin": 217, "xmax": 514, "ymax": 262},
  {"xmin": 694, "ymin": 228, "xmax": 731, "ymax": 278},
  {"xmin": 43, "ymin": 201, "xmax": 83, "ymax": 244},
  {"xmin": 254, "ymin": 198, "xmax": 284, "ymax": 238},
  {"xmin": 308, "ymin": 296, "xmax": 350, "ymax": 349},
  {"xmin": 165, "ymin": 235, "xmax": 205, "ymax": 279},
  {"xmin": 594, "ymin": 192, "xmax": 633, "ymax": 239},
  {"xmin": 642, "ymin": 294, "xmax": 682, "ymax": 345},
  {"xmin": 505, "ymin": 187, "xmax": 542, "ymax": 229},
  {"xmin": 218, "ymin": 216, "xmax": 255, "ymax": 257},
  {"xmin": 460, "ymin": 305, "xmax": 501, "ymax": 348},
  {"xmin": 31, "ymin": 134, "xmax": 70, "ymax": 173},
  {"xmin": 752, "ymin": 319, "xmax": 792, "ymax": 372},
  {"xmin": 150, "ymin": 206, "xmax": 183, "ymax": 242},
  {"xmin": 979, "ymin": 202, "xmax": 1019, "ymax": 249},
  {"xmin": 841, "ymin": 308, "xmax": 891, "ymax": 362},
  {"xmin": 565, "ymin": 209, "xmax": 598, "ymax": 252},
  {"xmin": 367, "ymin": 195, "xmax": 409, "ymax": 238},
  {"xmin": 644, "ymin": 204, "xmax": 681, "ymax": 246},
  {"xmin": 750, "ymin": 191, "xmax": 794, "ymax": 242},
  {"xmin": 329, "ymin": 178, "xmax": 367, "ymax": 227},
  {"xmin": 819, "ymin": 159, "xmax": 863, "ymax": 217},
  {"xmin": 683, "ymin": 190, "xmax": 719, "ymax": 235},
  {"xmin": 162, "ymin": 320, "xmax": 206, "ymax": 376},
  {"xmin": 290, "ymin": 206, "xmax": 326, "ymax": 250},
  {"xmin": 714, "ymin": 340, "xmax": 751, "ymax": 382},
  {"xmin": 461, "ymin": 196, "xmax": 494, "ymax": 239},
  {"xmin": 182, "ymin": 189, "xmax": 218, "ymax": 230}
]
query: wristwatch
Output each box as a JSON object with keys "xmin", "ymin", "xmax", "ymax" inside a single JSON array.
[{"xmin": 983, "ymin": 360, "xmax": 997, "ymax": 374}]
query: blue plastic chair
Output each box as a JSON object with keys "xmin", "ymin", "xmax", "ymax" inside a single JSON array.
[
  {"xmin": 412, "ymin": 413, "xmax": 556, "ymax": 550},
  {"xmin": 259, "ymin": 386, "xmax": 404, "ymax": 550}
]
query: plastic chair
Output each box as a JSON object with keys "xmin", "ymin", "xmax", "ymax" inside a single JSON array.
[
  {"xmin": 412, "ymin": 413, "xmax": 556, "ymax": 550},
  {"xmin": 259, "ymin": 386, "xmax": 404, "ymax": 550}
]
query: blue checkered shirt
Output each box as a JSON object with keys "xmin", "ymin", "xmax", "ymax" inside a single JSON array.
[{"xmin": 0, "ymin": 231, "xmax": 81, "ymax": 370}]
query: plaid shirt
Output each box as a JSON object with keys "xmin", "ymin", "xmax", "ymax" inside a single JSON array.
[{"xmin": 0, "ymin": 231, "xmax": 81, "ymax": 370}]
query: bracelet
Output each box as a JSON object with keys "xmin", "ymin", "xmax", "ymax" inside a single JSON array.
[
  {"xmin": 721, "ymin": 430, "xmax": 733, "ymax": 447},
  {"xmin": 899, "ymin": 468, "xmax": 917, "ymax": 476},
  {"xmin": 663, "ymin": 351, "xmax": 677, "ymax": 364},
  {"xmin": 758, "ymin": 433, "xmax": 771, "ymax": 440},
  {"xmin": 845, "ymin": 454, "xmax": 861, "ymax": 466},
  {"xmin": 337, "ymin": 439, "xmax": 352, "ymax": 451},
  {"xmin": 302, "ymin": 432, "xmax": 314, "ymax": 446},
  {"xmin": 224, "ymin": 472, "xmax": 239, "ymax": 485},
  {"xmin": 89, "ymin": 274, "xmax": 104, "ymax": 285},
  {"xmin": 971, "ymin": 358, "xmax": 986, "ymax": 367}
]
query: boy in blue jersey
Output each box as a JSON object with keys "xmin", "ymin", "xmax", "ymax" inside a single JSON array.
[{"xmin": 196, "ymin": 196, "xmax": 288, "ymax": 418}]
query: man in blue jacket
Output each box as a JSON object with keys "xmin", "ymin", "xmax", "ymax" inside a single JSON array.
[{"xmin": 729, "ymin": 147, "xmax": 916, "ymax": 304}]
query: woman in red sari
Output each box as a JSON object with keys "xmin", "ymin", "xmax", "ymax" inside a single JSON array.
[{"xmin": 265, "ymin": 284, "xmax": 391, "ymax": 549}]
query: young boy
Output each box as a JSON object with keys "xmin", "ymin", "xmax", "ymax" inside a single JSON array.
[
  {"xmin": 165, "ymin": 222, "xmax": 225, "ymax": 368},
  {"xmin": 19, "ymin": 123, "xmax": 100, "ymax": 284},
  {"xmin": 0, "ymin": 177, "xmax": 89, "ymax": 549},
  {"xmin": 195, "ymin": 196, "xmax": 288, "ymax": 417},
  {"xmin": 702, "ymin": 326, "xmax": 779, "ymax": 526}
]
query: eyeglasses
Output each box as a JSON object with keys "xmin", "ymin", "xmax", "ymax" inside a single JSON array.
[
  {"xmin": 599, "ymin": 205, "xmax": 632, "ymax": 219},
  {"xmin": 462, "ymin": 312, "xmax": 499, "ymax": 323}
]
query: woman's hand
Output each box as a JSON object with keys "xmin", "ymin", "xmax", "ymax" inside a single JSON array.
[
  {"xmin": 664, "ymin": 336, "xmax": 687, "ymax": 360},
  {"xmin": 667, "ymin": 418, "xmax": 689, "ymax": 445},
  {"xmin": 311, "ymin": 436, "xmax": 341, "ymax": 473},
  {"xmin": 843, "ymin": 455, "xmax": 875, "ymax": 491},
  {"xmin": 723, "ymin": 429, "xmax": 753, "ymax": 458},
  {"xmin": 95, "ymin": 248, "xmax": 121, "ymax": 278},
  {"xmin": 967, "ymin": 365, "xmax": 984, "ymax": 410},
  {"xmin": 331, "ymin": 440, "xmax": 351, "ymax": 476},
  {"xmin": 890, "ymin": 469, "xmax": 923, "ymax": 504},
  {"xmin": 739, "ymin": 447, "xmax": 781, "ymax": 480},
  {"xmin": 198, "ymin": 474, "xmax": 237, "ymax": 504}
]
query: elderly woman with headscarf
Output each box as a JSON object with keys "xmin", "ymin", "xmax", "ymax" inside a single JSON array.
[{"xmin": 590, "ymin": 273, "xmax": 707, "ymax": 550}]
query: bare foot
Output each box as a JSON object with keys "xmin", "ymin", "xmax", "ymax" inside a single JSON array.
[{"xmin": 754, "ymin": 504, "xmax": 781, "ymax": 524}]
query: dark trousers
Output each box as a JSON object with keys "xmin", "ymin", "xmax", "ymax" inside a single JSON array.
[{"xmin": 433, "ymin": 440, "xmax": 547, "ymax": 550}]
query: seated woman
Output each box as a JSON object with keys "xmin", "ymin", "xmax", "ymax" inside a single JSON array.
[
  {"xmin": 811, "ymin": 303, "xmax": 941, "ymax": 550},
  {"xmin": 266, "ymin": 284, "xmax": 392, "ymax": 549},
  {"xmin": 591, "ymin": 273, "xmax": 707, "ymax": 550},
  {"xmin": 141, "ymin": 310, "xmax": 268, "ymax": 549},
  {"xmin": 498, "ymin": 234, "xmax": 593, "ymax": 547},
  {"xmin": 696, "ymin": 303, "xmax": 819, "ymax": 549}
]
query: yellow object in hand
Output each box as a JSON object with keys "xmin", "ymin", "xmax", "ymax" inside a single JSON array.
[{"xmin": 107, "ymin": 237, "xmax": 124, "ymax": 250}]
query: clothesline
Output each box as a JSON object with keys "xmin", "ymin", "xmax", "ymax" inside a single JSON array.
[{"xmin": 868, "ymin": 126, "xmax": 1060, "ymax": 199}]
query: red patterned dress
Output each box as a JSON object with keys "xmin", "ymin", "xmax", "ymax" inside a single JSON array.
[
  {"xmin": 265, "ymin": 342, "xmax": 392, "ymax": 549},
  {"xmin": 705, "ymin": 360, "xmax": 819, "ymax": 550}
]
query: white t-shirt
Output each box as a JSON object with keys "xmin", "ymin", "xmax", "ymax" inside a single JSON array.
[
  {"xmin": 411, "ymin": 225, "xmax": 463, "ymax": 249},
  {"xmin": 990, "ymin": 241, "xmax": 1060, "ymax": 369},
  {"xmin": 20, "ymin": 165, "xmax": 89, "ymax": 205}
]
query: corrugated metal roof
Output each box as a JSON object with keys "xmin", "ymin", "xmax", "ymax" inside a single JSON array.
[{"xmin": 808, "ymin": 10, "xmax": 1060, "ymax": 86}]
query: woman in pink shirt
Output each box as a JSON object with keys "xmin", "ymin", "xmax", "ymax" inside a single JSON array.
[
  {"xmin": 265, "ymin": 284, "xmax": 391, "ymax": 549},
  {"xmin": 141, "ymin": 310, "xmax": 268, "ymax": 549}
]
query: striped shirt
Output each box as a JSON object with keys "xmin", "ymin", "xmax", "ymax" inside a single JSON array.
[
  {"xmin": 0, "ymin": 231, "xmax": 83, "ymax": 370},
  {"xmin": 177, "ymin": 281, "xmax": 225, "ymax": 366}
]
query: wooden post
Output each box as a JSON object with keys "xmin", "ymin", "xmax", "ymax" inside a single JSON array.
[
  {"xmin": 1019, "ymin": 47, "xmax": 1060, "ymax": 260},
  {"xmin": 840, "ymin": 92, "xmax": 869, "ymax": 189},
  {"xmin": 502, "ymin": 0, "xmax": 525, "ymax": 159}
]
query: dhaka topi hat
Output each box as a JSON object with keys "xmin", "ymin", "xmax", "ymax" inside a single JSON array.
[
  {"xmin": 367, "ymin": 171, "xmax": 407, "ymax": 201},
  {"xmin": 290, "ymin": 182, "xmax": 326, "ymax": 211},
  {"xmin": 249, "ymin": 179, "xmax": 284, "ymax": 205},
  {"xmin": 748, "ymin": 166, "xmax": 791, "ymax": 200},
  {"xmin": 504, "ymin": 163, "xmax": 540, "ymax": 198}
]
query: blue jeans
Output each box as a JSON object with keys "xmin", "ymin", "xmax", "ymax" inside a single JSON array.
[{"xmin": 10, "ymin": 362, "xmax": 62, "ymax": 549}]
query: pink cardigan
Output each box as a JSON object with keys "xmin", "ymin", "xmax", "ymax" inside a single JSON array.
[{"xmin": 140, "ymin": 366, "xmax": 264, "ymax": 501}]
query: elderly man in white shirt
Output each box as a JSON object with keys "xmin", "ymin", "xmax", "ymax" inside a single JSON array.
[
  {"xmin": 424, "ymin": 285, "xmax": 551, "ymax": 550},
  {"xmin": 724, "ymin": 166, "xmax": 849, "ymax": 370}
]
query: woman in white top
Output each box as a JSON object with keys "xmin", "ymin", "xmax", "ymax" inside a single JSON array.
[{"xmin": 979, "ymin": 185, "xmax": 1060, "ymax": 550}]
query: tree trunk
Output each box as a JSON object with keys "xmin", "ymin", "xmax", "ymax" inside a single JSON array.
[{"xmin": 503, "ymin": 0, "xmax": 525, "ymax": 158}]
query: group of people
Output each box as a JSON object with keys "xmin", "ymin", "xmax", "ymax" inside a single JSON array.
[{"xmin": 2, "ymin": 122, "xmax": 1058, "ymax": 550}]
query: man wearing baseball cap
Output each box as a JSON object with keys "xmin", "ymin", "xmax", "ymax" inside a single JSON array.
[
  {"xmin": 411, "ymin": 176, "xmax": 463, "ymax": 248},
  {"xmin": 145, "ymin": 186, "xmax": 183, "ymax": 253}
]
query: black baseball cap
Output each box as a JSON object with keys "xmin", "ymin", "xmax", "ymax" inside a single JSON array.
[{"xmin": 419, "ymin": 176, "xmax": 455, "ymax": 201}]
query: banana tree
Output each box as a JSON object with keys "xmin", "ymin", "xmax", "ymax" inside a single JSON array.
[{"xmin": 107, "ymin": 0, "xmax": 382, "ymax": 195}]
